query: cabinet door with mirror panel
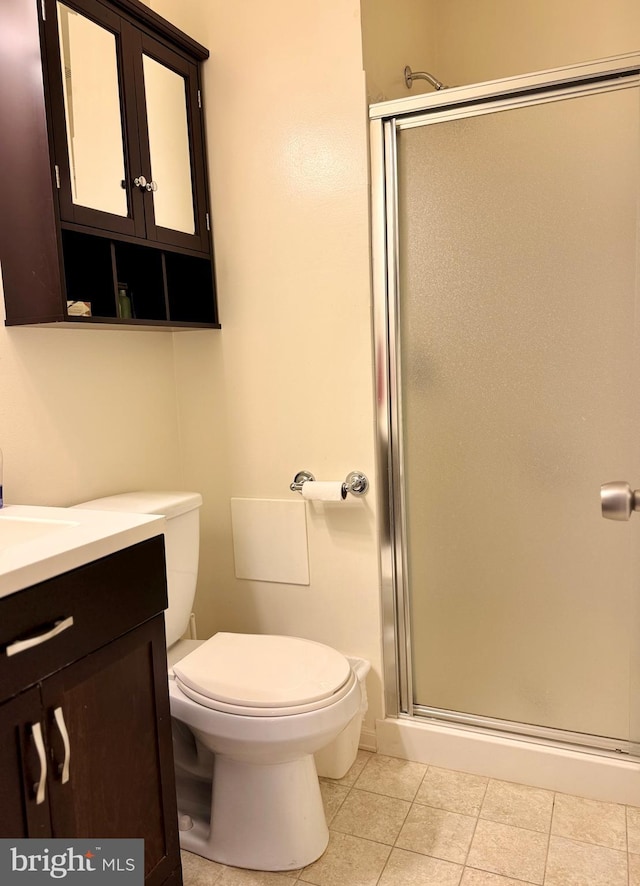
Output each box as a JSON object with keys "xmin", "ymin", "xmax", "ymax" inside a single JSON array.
[
  {"xmin": 135, "ymin": 34, "xmax": 210, "ymax": 253},
  {"xmin": 45, "ymin": 0, "xmax": 210, "ymax": 254}
]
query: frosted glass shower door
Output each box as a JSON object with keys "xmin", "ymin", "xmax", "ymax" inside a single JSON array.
[{"xmin": 396, "ymin": 83, "xmax": 640, "ymax": 743}]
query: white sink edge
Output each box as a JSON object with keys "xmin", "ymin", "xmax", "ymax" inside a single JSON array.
[{"xmin": 0, "ymin": 504, "xmax": 165, "ymax": 599}]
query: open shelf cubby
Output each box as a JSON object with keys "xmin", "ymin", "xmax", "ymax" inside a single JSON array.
[{"xmin": 61, "ymin": 228, "xmax": 219, "ymax": 327}]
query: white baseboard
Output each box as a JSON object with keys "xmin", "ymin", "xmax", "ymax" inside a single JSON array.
[
  {"xmin": 375, "ymin": 717, "xmax": 640, "ymax": 806},
  {"xmin": 358, "ymin": 726, "xmax": 377, "ymax": 753}
]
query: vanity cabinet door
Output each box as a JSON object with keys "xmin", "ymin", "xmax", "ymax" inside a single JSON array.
[
  {"xmin": 41, "ymin": 616, "xmax": 180, "ymax": 886},
  {"xmin": 0, "ymin": 688, "xmax": 52, "ymax": 839}
]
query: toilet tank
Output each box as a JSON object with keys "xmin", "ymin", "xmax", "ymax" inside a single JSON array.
[{"xmin": 74, "ymin": 491, "xmax": 202, "ymax": 648}]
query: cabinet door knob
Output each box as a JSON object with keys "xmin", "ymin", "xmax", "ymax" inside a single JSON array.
[{"xmin": 134, "ymin": 175, "xmax": 158, "ymax": 192}]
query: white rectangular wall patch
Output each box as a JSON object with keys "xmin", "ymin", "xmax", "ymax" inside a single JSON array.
[{"xmin": 230, "ymin": 498, "xmax": 310, "ymax": 585}]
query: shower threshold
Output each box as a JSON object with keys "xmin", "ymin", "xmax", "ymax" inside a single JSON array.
[{"xmin": 375, "ymin": 710, "xmax": 640, "ymax": 807}]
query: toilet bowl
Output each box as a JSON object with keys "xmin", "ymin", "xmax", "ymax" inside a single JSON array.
[
  {"xmin": 169, "ymin": 632, "xmax": 361, "ymax": 870},
  {"xmin": 74, "ymin": 492, "xmax": 366, "ymax": 872}
]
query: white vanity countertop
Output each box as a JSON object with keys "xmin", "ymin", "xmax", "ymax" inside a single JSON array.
[{"xmin": 0, "ymin": 504, "xmax": 165, "ymax": 599}]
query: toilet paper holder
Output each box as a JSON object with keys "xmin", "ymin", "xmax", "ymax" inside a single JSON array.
[{"xmin": 290, "ymin": 470, "xmax": 369, "ymax": 496}]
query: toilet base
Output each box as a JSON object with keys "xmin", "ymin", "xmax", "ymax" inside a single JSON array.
[{"xmin": 179, "ymin": 752, "xmax": 329, "ymax": 871}]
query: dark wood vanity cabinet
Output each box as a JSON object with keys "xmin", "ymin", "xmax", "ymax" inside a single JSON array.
[
  {"xmin": 0, "ymin": 537, "xmax": 182, "ymax": 886},
  {"xmin": 0, "ymin": 0, "xmax": 219, "ymax": 328}
]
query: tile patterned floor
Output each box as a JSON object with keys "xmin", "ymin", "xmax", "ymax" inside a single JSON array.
[{"xmin": 181, "ymin": 750, "xmax": 640, "ymax": 886}]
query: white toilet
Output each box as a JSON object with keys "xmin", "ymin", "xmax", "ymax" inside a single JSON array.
[{"xmin": 75, "ymin": 491, "xmax": 364, "ymax": 872}]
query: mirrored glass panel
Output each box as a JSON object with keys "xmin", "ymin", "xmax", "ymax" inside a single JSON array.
[
  {"xmin": 143, "ymin": 55, "xmax": 195, "ymax": 235},
  {"xmin": 57, "ymin": 3, "xmax": 128, "ymax": 216}
]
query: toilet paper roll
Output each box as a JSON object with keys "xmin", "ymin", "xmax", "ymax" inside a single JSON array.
[{"xmin": 301, "ymin": 481, "xmax": 346, "ymax": 502}]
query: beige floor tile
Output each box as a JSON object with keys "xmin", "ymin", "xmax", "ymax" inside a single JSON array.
[
  {"xmin": 628, "ymin": 806, "xmax": 640, "ymax": 854},
  {"xmin": 183, "ymin": 758, "xmax": 640, "ymax": 886},
  {"xmin": 181, "ymin": 849, "xmax": 302, "ymax": 883},
  {"xmin": 299, "ymin": 831, "xmax": 391, "ymax": 886},
  {"xmin": 461, "ymin": 868, "xmax": 537, "ymax": 885},
  {"xmin": 181, "ymin": 850, "xmax": 225, "ymax": 885},
  {"xmin": 415, "ymin": 767, "xmax": 488, "ymax": 816},
  {"xmin": 551, "ymin": 793, "xmax": 626, "ymax": 850},
  {"xmin": 544, "ymin": 835, "xmax": 627, "ymax": 886},
  {"xmin": 396, "ymin": 803, "xmax": 477, "ymax": 864},
  {"xmin": 479, "ymin": 780, "xmax": 553, "ymax": 833},
  {"xmin": 319, "ymin": 780, "xmax": 350, "ymax": 825},
  {"xmin": 217, "ymin": 868, "xmax": 298, "ymax": 885},
  {"xmin": 330, "ymin": 788, "xmax": 411, "ymax": 845},
  {"xmin": 466, "ymin": 819, "xmax": 548, "ymax": 885},
  {"xmin": 322, "ymin": 750, "xmax": 373, "ymax": 788},
  {"xmin": 377, "ymin": 847, "xmax": 463, "ymax": 886},
  {"xmin": 354, "ymin": 753, "xmax": 428, "ymax": 801}
]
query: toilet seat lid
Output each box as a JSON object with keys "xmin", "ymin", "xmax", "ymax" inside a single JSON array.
[{"xmin": 172, "ymin": 632, "xmax": 351, "ymax": 708}]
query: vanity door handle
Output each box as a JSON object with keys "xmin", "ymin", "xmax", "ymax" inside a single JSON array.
[
  {"xmin": 53, "ymin": 707, "xmax": 71, "ymax": 784},
  {"xmin": 31, "ymin": 722, "xmax": 47, "ymax": 805},
  {"xmin": 6, "ymin": 616, "xmax": 74, "ymax": 657}
]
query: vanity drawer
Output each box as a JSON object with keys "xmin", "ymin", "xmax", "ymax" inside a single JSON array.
[{"xmin": 0, "ymin": 535, "xmax": 167, "ymax": 701}]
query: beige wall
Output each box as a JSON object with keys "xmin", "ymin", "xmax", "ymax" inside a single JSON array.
[
  {"xmin": 361, "ymin": 0, "xmax": 438, "ymax": 102},
  {"xmin": 362, "ymin": 0, "xmax": 640, "ymax": 101},
  {"xmin": 151, "ymin": 0, "xmax": 383, "ymax": 736},
  {"xmin": 0, "ymin": 294, "xmax": 183, "ymax": 505},
  {"xmin": 433, "ymin": 0, "xmax": 640, "ymax": 88}
]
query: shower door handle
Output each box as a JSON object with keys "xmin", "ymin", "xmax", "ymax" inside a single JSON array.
[{"xmin": 600, "ymin": 481, "xmax": 640, "ymax": 520}]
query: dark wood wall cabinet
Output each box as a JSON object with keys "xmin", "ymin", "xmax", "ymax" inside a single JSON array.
[
  {"xmin": 0, "ymin": 0, "xmax": 219, "ymax": 329},
  {"xmin": 0, "ymin": 536, "xmax": 183, "ymax": 886}
]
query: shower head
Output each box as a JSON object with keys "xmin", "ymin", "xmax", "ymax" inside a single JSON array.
[{"xmin": 404, "ymin": 66, "xmax": 448, "ymax": 91}]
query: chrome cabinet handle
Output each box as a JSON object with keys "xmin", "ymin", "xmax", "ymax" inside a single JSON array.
[
  {"xmin": 6, "ymin": 616, "xmax": 74, "ymax": 657},
  {"xmin": 53, "ymin": 707, "xmax": 71, "ymax": 784},
  {"xmin": 601, "ymin": 481, "xmax": 640, "ymax": 521},
  {"xmin": 31, "ymin": 722, "xmax": 47, "ymax": 805}
]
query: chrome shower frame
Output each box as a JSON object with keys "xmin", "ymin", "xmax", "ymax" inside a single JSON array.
[{"xmin": 370, "ymin": 52, "xmax": 640, "ymax": 757}]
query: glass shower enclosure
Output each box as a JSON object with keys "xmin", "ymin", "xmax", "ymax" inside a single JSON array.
[{"xmin": 371, "ymin": 54, "xmax": 640, "ymax": 755}]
